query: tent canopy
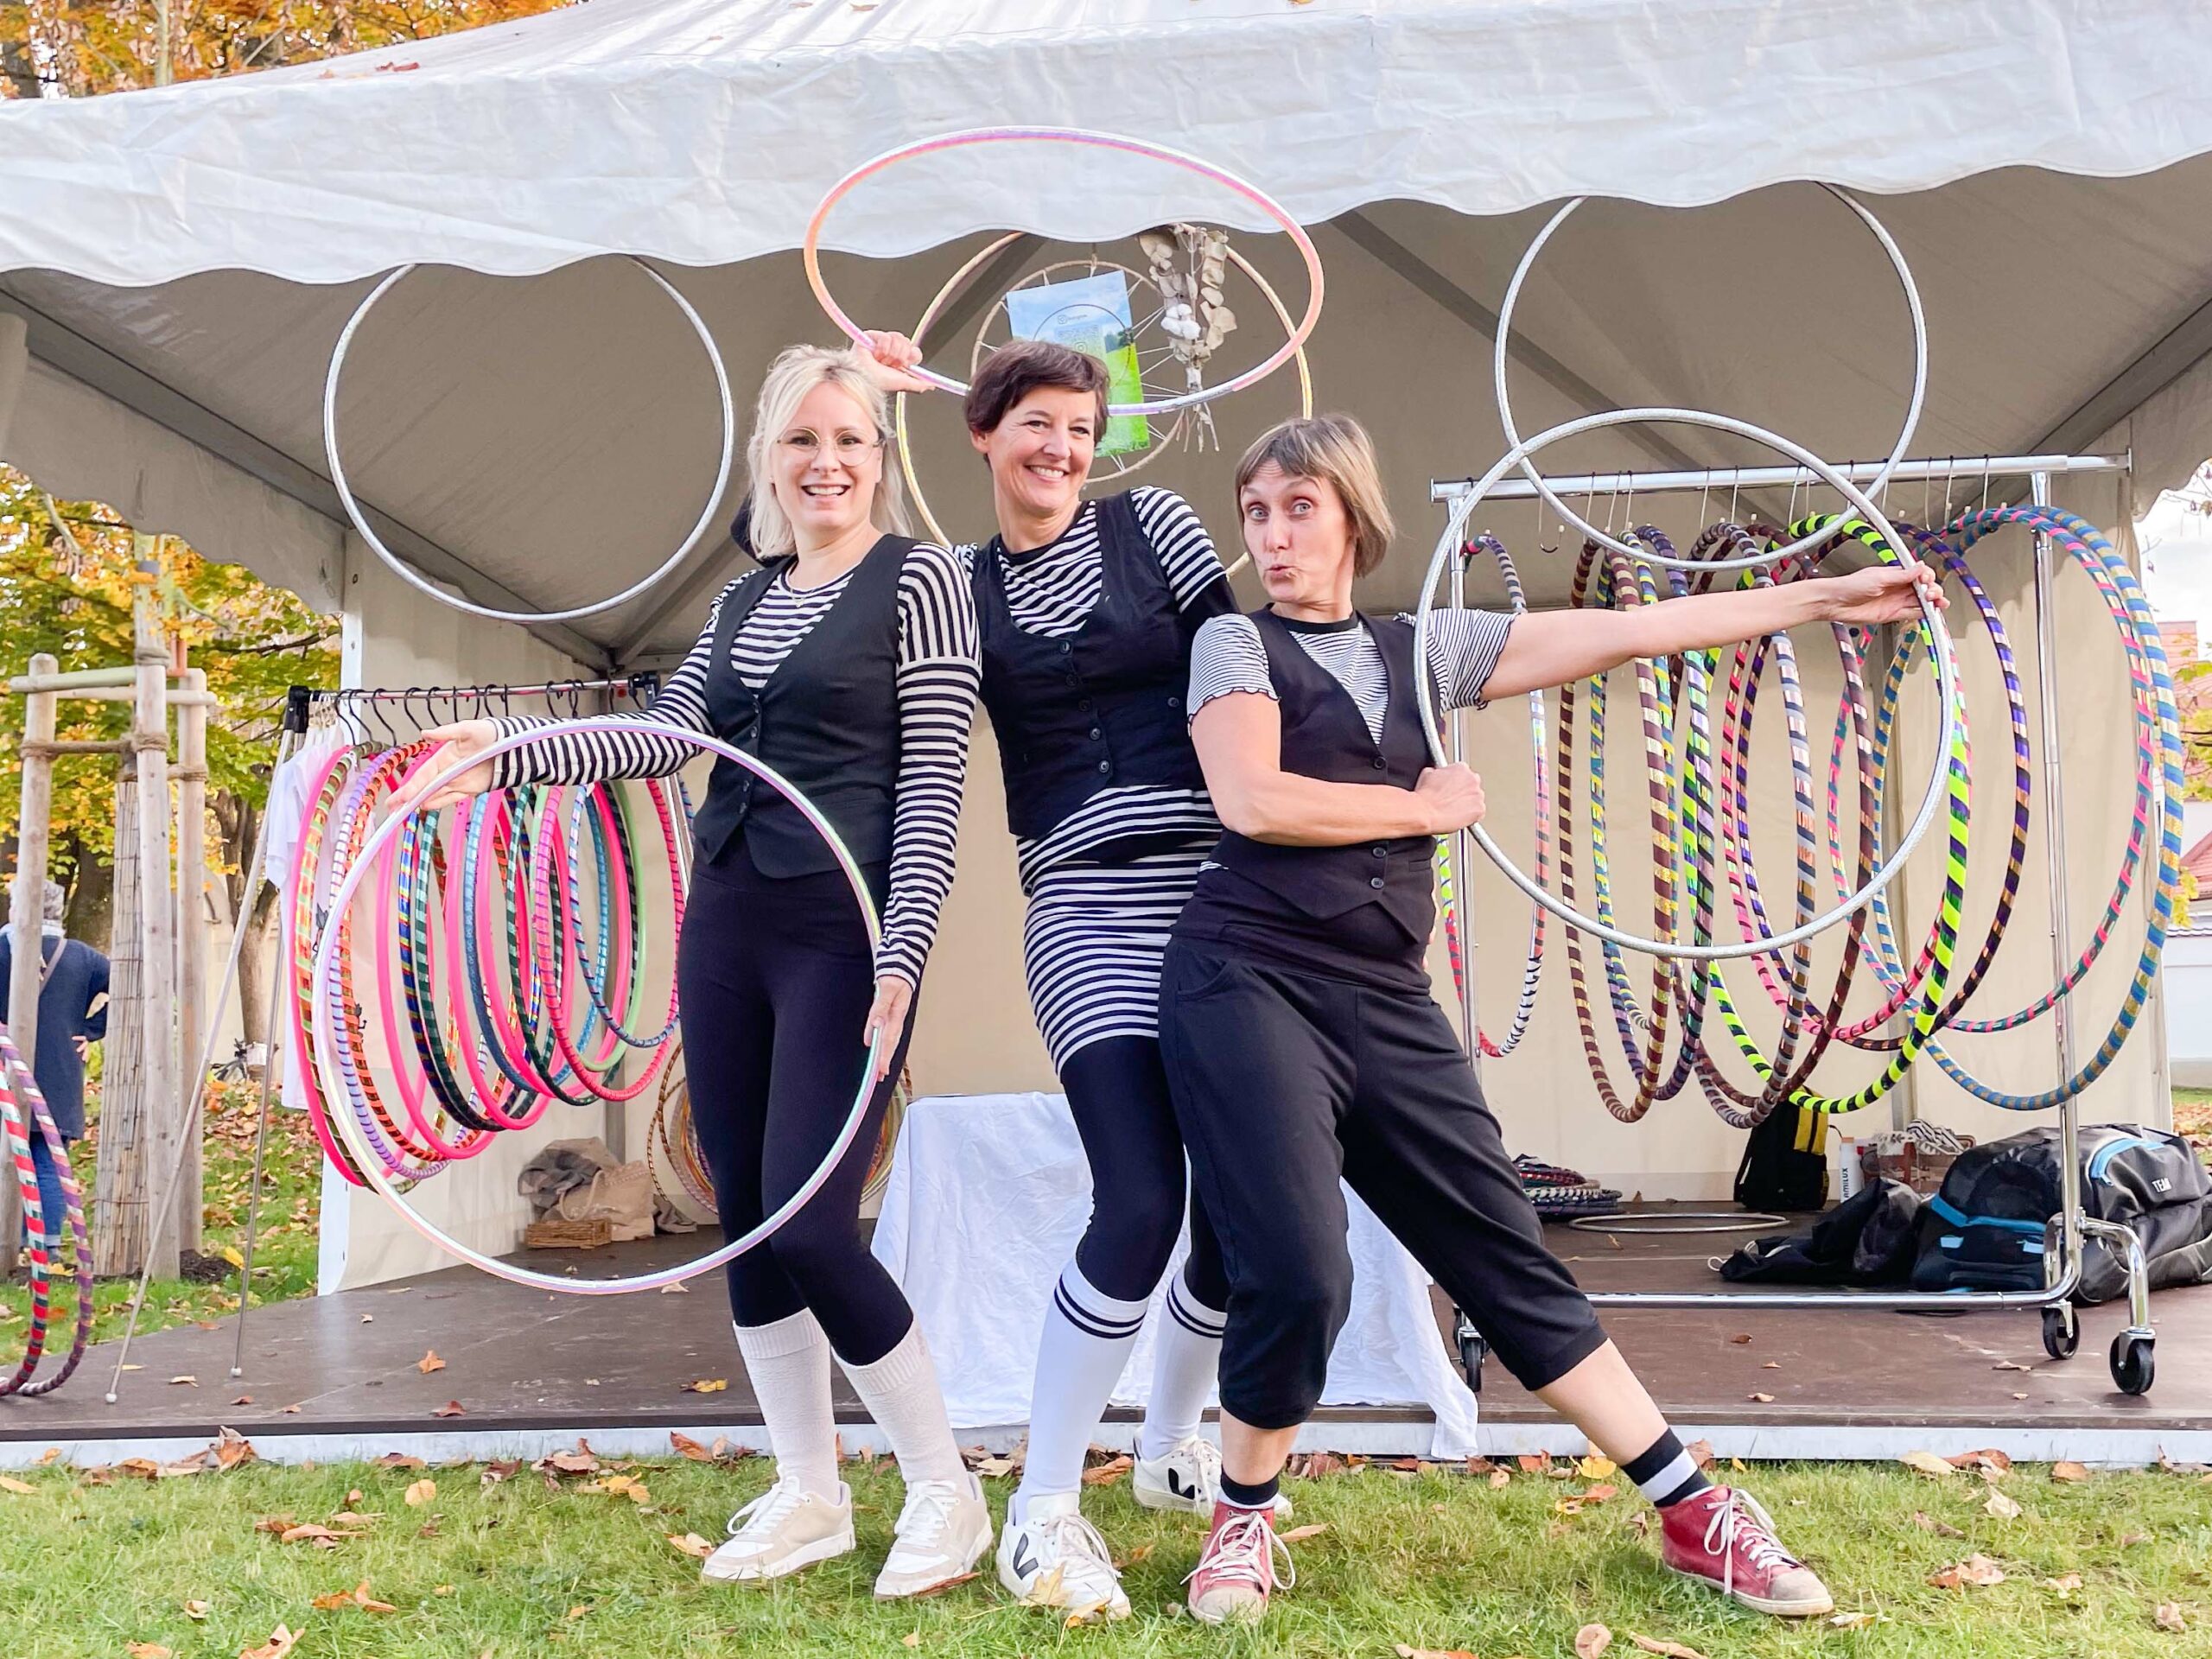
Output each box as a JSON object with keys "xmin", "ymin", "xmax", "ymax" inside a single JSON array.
[{"xmin": 5, "ymin": 0, "xmax": 2212, "ymax": 663}]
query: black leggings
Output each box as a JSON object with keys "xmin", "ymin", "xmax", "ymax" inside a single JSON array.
[
  {"xmin": 1060, "ymin": 1035, "xmax": 1229, "ymax": 1312},
  {"xmin": 677, "ymin": 847, "xmax": 915, "ymax": 1365},
  {"xmin": 1160, "ymin": 943, "xmax": 1608, "ymax": 1429}
]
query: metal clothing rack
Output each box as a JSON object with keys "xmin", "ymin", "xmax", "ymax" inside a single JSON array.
[
  {"xmin": 1431, "ymin": 450, "xmax": 2160, "ymax": 1395},
  {"xmin": 285, "ymin": 674, "xmax": 659, "ymax": 732}
]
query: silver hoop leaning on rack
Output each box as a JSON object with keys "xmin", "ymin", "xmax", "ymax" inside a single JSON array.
[
  {"xmin": 308, "ymin": 718, "xmax": 881, "ymax": 1295},
  {"xmin": 323, "ymin": 260, "xmax": 736, "ymax": 625},
  {"xmin": 1414, "ymin": 404, "xmax": 1961, "ymax": 961},
  {"xmin": 1566, "ymin": 1211, "xmax": 1785, "ymax": 1236},
  {"xmin": 1494, "ymin": 187, "xmax": 1928, "ymax": 569}
]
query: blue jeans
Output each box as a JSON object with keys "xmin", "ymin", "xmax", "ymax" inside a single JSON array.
[{"xmin": 23, "ymin": 1132, "xmax": 70, "ymax": 1250}]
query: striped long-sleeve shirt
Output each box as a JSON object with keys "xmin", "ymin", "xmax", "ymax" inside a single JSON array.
[{"xmin": 491, "ymin": 540, "xmax": 980, "ymax": 987}]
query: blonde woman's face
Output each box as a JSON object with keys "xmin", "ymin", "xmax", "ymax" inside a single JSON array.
[
  {"xmin": 1239, "ymin": 462, "xmax": 1356, "ymax": 607},
  {"xmin": 772, "ymin": 381, "xmax": 883, "ymax": 545}
]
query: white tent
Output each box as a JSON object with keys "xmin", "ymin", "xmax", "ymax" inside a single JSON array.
[{"xmin": 3, "ymin": 0, "xmax": 2206, "ymax": 1281}]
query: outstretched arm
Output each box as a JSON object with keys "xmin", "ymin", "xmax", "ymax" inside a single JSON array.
[{"xmin": 1481, "ymin": 561, "xmax": 1945, "ymax": 701}]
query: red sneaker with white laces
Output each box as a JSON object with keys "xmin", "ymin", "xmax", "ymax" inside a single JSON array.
[
  {"xmin": 1185, "ymin": 1500, "xmax": 1295, "ymax": 1625},
  {"xmin": 1659, "ymin": 1485, "xmax": 1834, "ymax": 1617}
]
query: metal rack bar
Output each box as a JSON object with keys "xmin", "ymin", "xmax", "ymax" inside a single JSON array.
[
  {"xmin": 298, "ymin": 676, "xmax": 655, "ymax": 704},
  {"xmin": 1429, "ymin": 451, "xmax": 2129, "ymax": 505}
]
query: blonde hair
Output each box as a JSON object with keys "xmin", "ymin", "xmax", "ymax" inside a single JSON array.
[
  {"xmin": 743, "ymin": 345, "xmax": 913, "ymax": 561},
  {"xmin": 1233, "ymin": 414, "xmax": 1396, "ymax": 577}
]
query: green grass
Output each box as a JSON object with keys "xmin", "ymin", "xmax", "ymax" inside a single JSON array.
[
  {"xmin": 2, "ymin": 1079, "xmax": 321, "ymax": 1345},
  {"xmin": 0, "ymin": 1453, "xmax": 2207, "ymax": 1657}
]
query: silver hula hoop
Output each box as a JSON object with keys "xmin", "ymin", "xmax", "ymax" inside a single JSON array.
[
  {"xmin": 1414, "ymin": 404, "xmax": 1961, "ymax": 962},
  {"xmin": 1494, "ymin": 187, "xmax": 1927, "ymax": 570},
  {"xmin": 323, "ymin": 260, "xmax": 736, "ymax": 625},
  {"xmin": 1567, "ymin": 1211, "xmax": 1785, "ymax": 1236},
  {"xmin": 308, "ymin": 718, "xmax": 882, "ymax": 1294}
]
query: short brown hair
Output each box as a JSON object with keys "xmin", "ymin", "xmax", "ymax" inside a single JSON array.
[
  {"xmin": 964, "ymin": 339, "xmax": 1111, "ymax": 439},
  {"xmin": 1234, "ymin": 414, "xmax": 1397, "ymax": 577}
]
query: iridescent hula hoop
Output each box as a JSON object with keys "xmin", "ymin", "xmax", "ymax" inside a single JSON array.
[
  {"xmin": 1415, "ymin": 406, "xmax": 1960, "ymax": 961},
  {"xmin": 323, "ymin": 258, "xmax": 735, "ymax": 625},
  {"xmin": 1493, "ymin": 187, "xmax": 1927, "ymax": 570},
  {"xmin": 310, "ymin": 718, "xmax": 885, "ymax": 1295},
  {"xmin": 805, "ymin": 127, "xmax": 1322, "ymax": 416}
]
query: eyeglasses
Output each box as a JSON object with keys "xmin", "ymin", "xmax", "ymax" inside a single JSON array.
[{"xmin": 779, "ymin": 430, "xmax": 881, "ymax": 458}]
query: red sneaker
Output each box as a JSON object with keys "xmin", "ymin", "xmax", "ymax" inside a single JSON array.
[
  {"xmin": 1185, "ymin": 1501, "xmax": 1295, "ymax": 1625},
  {"xmin": 1659, "ymin": 1486, "xmax": 1834, "ymax": 1617}
]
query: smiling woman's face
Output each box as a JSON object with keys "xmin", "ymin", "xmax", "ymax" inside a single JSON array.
[
  {"xmin": 972, "ymin": 385, "xmax": 1098, "ymax": 525},
  {"xmin": 1238, "ymin": 461, "xmax": 1356, "ymax": 611},
  {"xmin": 770, "ymin": 380, "xmax": 883, "ymax": 545}
]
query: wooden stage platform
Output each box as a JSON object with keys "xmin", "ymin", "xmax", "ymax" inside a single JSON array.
[{"xmin": 7, "ymin": 1214, "xmax": 2209, "ymax": 1468}]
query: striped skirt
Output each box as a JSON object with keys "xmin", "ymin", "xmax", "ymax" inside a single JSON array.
[{"xmin": 1021, "ymin": 847, "xmax": 1209, "ymax": 1073}]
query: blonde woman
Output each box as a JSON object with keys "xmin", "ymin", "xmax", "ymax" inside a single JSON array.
[
  {"xmin": 400, "ymin": 346, "xmax": 990, "ymax": 1598},
  {"xmin": 1161, "ymin": 414, "xmax": 1942, "ymax": 1625}
]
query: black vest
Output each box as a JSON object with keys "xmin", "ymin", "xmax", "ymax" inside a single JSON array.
[
  {"xmin": 973, "ymin": 493, "xmax": 1211, "ymax": 842},
  {"xmin": 1177, "ymin": 609, "xmax": 1438, "ymax": 984},
  {"xmin": 689, "ymin": 536, "xmax": 909, "ymax": 881}
]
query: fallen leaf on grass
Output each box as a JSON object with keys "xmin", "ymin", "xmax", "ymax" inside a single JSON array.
[
  {"xmin": 1827, "ymin": 1611, "xmax": 1884, "ymax": 1629},
  {"xmin": 309, "ymin": 1581, "xmax": 396, "ymax": 1613},
  {"xmin": 2155, "ymin": 1603, "xmax": 2188, "ymax": 1632},
  {"xmin": 1517, "ymin": 1454, "xmax": 1551, "ymax": 1474},
  {"xmin": 1113, "ymin": 1543, "xmax": 1153, "ymax": 1568},
  {"xmin": 2041, "ymin": 1573, "xmax": 2082, "ymax": 1596},
  {"xmin": 1394, "ymin": 1646, "xmax": 1475, "ymax": 1659},
  {"xmin": 563, "ymin": 1605, "xmax": 589, "ymax": 1620},
  {"xmin": 1465, "ymin": 1457, "xmax": 1497, "ymax": 1476},
  {"xmin": 1900, "ymin": 1451, "xmax": 1955, "ymax": 1479},
  {"xmin": 970, "ymin": 1455, "xmax": 1017, "ymax": 1479},
  {"xmin": 1578, "ymin": 1455, "xmax": 1617, "ymax": 1479},
  {"xmin": 1912, "ymin": 1511, "xmax": 1966, "ymax": 1538},
  {"xmin": 403, "ymin": 1478, "xmax": 436, "ymax": 1506},
  {"xmin": 582, "ymin": 1473, "xmax": 651, "ymax": 1505},
  {"xmin": 1630, "ymin": 1637, "xmax": 1709, "ymax": 1659},
  {"xmin": 1487, "ymin": 1469, "xmax": 1510, "ymax": 1490},
  {"xmin": 0, "ymin": 1476, "xmax": 34, "ymax": 1494},
  {"xmin": 1929, "ymin": 1554, "xmax": 2006, "ymax": 1589},
  {"xmin": 2052, "ymin": 1460, "xmax": 2092, "ymax": 1483},
  {"xmin": 125, "ymin": 1644, "xmax": 172, "ymax": 1658},
  {"xmin": 34, "ymin": 1447, "xmax": 56, "ymax": 1465},
  {"xmin": 430, "ymin": 1402, "xmax": 467, "ymax": 1419},
  {"xmin": 1684, "ymin": 1440, "xmax": 1716, "ymax": 1471},
  {"xmin": 901, "ymin": 1636, "xmax": 919, "ymax": 1650},
  {"xmin": 1279, "ymin": 1523, "xmax": 1328, "ymax": 1543},
  {"xmin": 416, "ymin": 1350, "xmax": 445, "ymax": 1375},
  {"xmin": 1079, "ymin": 1455, "xmax": 1133, "ymax": 1486},
  {"xmin": 2120, "ymin": 1530, "xmax": 2152, "ymax": 1547},
  {"xmin": 183, "ymin": 1601, "xmax": 210, "ymax": 1619},
  {"xmin": 905, "ymin": 1571, "xmax": 977, "ymax": 1599},
  {"xmin": 240, "ymin": 1623, "xmax": 299, "ymax": 1659},
  {"xmin": 372, "ymin": 1452, "xmax": 426, "ymax": 1470},
  {"xmin": 1573, "ymin": 1624, "xmax": 1612, "ymax": 1658},
  {"xmin": 1949, "ymin": 1448, "xmax": 2012, "ymax": 1476},
  {"xmin": 536, "ymin": 1448, "xmax": 601, "ymax": 1477},
  {"xmin": 666, "ymin": 1532, "xmax": 714, "ymax": 1560},
  {"xmin": 1985, "ymin": 1491, "xmax": 2022, "ymax": 1519},
  {"xmin": 2157, "ymin": 1451, "xmax": 2209, "ymax": 1475},
  {"xmin": 278, "ymin": 1524, "xmax": 340, "ymax": 1548},
  {"xmin": 683, "ymin": 1377, "xmax": 728, "ymax": 1394},
  {"xmin": 1585, "ymin": 1484, "xmax": 1620, "ymax": 1503},
  {"xmin": 671, "ymin": 1432, "xmax": 715, "ymax": 1462}
]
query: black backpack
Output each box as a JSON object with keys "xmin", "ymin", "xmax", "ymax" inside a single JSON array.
[{"xmin": 1733, "ymin": 1098, "xmax": 1828, "ymax": 1213}]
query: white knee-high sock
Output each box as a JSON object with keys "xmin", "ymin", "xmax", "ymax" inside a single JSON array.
[
  {"xmin": 1010, "ymin": 1259, "xmax": 1148, "ymax": 1525},
  {"xmin": 838, "ymin": 1321, "xmax": 969, "ymax": 1490},
  {"xmin": 732, "ymin": 1311, "xmax": 842, "ymax": 1500},
  {"xmin": 1137, "ymin": 1273, "xmax": 1226, "ymax": 1462}
]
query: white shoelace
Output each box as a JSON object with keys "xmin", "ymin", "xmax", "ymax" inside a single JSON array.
[
  {"xmin": 1172, "ymin": 1437, "xmax": 1224, "ymax": 1506},
  {"xmin": 893, "ymin": 1478, "xmax": 967, "ymax": 1554},
  {"xmin": 1030, "ymin": 1510, "xmax": 1121, "ymax": 1595},
  {"xmin": 1700, "ymin": 1489, "xmax": 1798, "ymax": 1596},
  {"xmin": 1185, "ymin": 1509, "xmax": 1297, "ymax": 1596},
  {"xmin": 728, "ymin": 1477, "xmax": 812, "ymax": 1541}
]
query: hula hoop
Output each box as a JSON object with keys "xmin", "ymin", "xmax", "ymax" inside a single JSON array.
[
  {"xmin": 1491, "ymin": 186, "xmax": 1927, "ymax": 570},
  {"xmin": 322, "ymin": 258, "xmax": 736, "ymax": 625},
  {"xmin": 1415, "ymin": 405, "xmax": 1961, "ymax": 961},
  {"xmin": 806, "ymin": 127, "xmax": 1322, "ymax": 417},
  {"xmin": 1567, "ymin": 1211, "xmax": 1784, "ymax": 1235},
  {"xmin": 309, "ymin": 718, "xmax": 885, "ymax": 1295}
]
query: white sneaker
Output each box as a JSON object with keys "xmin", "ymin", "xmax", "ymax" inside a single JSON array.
[
  {"xmin": 1134, "ymin": 1437, "xmax": 1293, "ymax": 1517},
  {"xmin": 873, "ymin": 1472, "xmax": 993, "ymax": 1599},
  {"xmin": 702, "ymin": 1478, "xmax": 855, "ymax": 1583},
  {"xmin": 995, "ymin": 1492, "xmax": 1131, "ymax": 1621}
]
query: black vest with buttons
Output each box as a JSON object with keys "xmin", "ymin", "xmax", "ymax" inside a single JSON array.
[
  {"xmin": 688, "ymin": 535, "xmax": 908, "ymax": 886},
  {"xmin": 973, "ymin": 492, "xmax": 1210, "ymax": 842},
  {"xmin": 1176, "ymin": 609, "xmax": 1438, "ymax": 986}
]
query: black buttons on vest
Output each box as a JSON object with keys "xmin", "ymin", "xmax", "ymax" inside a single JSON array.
[
  {"xmin": 1370, "ymin": 755, "xmax": 1387, "ymax": 770},
  {"xmin": 1077, "ymin": 697, "xmax": 1093, "ymax": 712},
  {"xmin": 1097, "ymin": 760, "xmax": 1112, "ymax": 774},
  {"xmin": 1058, "ymin": 641, "xmax": 1072, "ymax": 654},
  {"xmin": 1167, "ymin": 695, "xmax": 1181, "ymax": 709},
  {"xmin": 1370, "ymin": 875, "xmax": 1387, "ymax": 889},
  {"xmin": 1371, "ymin": 845, "xmax": 1388, "ymax": 857},
  {"xmin": 1089, "ymin": 727, "xmax": 1103, "ymax": 741}
]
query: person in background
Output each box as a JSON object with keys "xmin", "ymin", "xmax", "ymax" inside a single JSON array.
[{"xmin": 0, "ymin": 882, "xmax": 110, "ymax": 1245}]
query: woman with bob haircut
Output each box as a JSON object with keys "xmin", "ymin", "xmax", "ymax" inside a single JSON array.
[
  {"xmin": 1160, "ymin": 412, "xmax": 1944, "ymax": 1626},
  {"xmin": 860, "ymin": 329, "xmax": 1246, "ymax": 1621},
  {"xmin": 398, "ymin": 344, "xmax": 992, "ymax": 1599}
]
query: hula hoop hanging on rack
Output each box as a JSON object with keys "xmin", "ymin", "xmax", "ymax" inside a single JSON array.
[
  {"xmin": 0, "ymin": 1033, "xmax": 92, "ymax": 1397},
  {"xmin": 1491, "ymin": 186, "xmax": 1929, "ymax": 570},
  {"xmin": 322, "ymin": 258, "xmax": 736, "ymax": 625},
  {"xmin": 805, "ymin": 127, "xmax": 1323, "ymax": 417},
  {"xmin": 309, "ymin": 719, "xmax": 886, "ymax": 1296}
]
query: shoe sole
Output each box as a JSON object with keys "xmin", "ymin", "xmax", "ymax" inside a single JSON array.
[
  {"xmin": 1187, "ymin": 1592, "xmax": 1268, "ymax": 1626},
  {"xmin": 874, "ymin": 1514, "xmax": 994, "ymax": 1600},
  {"xmin": 702, "ymin": 1523, "xmax": 856, "ymax": 1584},
  {"xmin": 1663, "ymin": 1560, "xmax": 1834, "ymax": 1618}
]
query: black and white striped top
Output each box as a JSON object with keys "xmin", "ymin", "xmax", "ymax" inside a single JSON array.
[
  {"xmin": 490, "ymin": 541, "xmax": 980, "ymax": 988},
  {"xmin": 1187, "ymin": 608, "xmax": 1517, "ymax": 739},
  {"xmin": 957, "ymin": 487, "xmax": 1230, "ymax": 888}
]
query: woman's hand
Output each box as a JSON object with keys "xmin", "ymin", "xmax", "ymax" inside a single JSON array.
[
  {"xmin": 862, "ymin": 973, "xmax": 915, "ymax": 1082},
  {"xmin": 858, "ymin": 330, "xmax": 933, "ymax": 396},
  {"xmin": 1815, "ymin": 561, "xmax": 1948, "ymax": 626},
  {"xmin": 386, "ymin": 721, "xmax": 501, "ymax": 816},
  {"xmin": 1414, "ymin": 764, "xmax": 1487, "ymax": 835}
]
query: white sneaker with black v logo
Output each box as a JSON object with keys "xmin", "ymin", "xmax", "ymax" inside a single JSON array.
[
  {"xmin": 995, "ymin": 1492, "xmax": 1130, "ymax": 1620},
  {"xmin": 1135, "ymin": 1436, "xmax": 1293, "ymax": 1517}
]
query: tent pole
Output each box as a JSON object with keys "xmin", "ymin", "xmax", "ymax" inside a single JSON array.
[
  {"xmin": 175, "ymin": 666, "xmax": 209, "ymax": 1256},
  {"xmin": 130, "ymin": 550, "xmax": 180, "ymax": 1281}
]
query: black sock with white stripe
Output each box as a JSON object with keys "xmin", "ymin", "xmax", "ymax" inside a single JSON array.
[
  {"xmin": 1010, "ymin": 1259, "xmax": 1148, "ymax": 1527},
  {"xmin": 1138, "ymin": 1273, "xmax": 1228, "ymax": 1462},
  {"xmin": 1624, "ymin": 1429, "xmax": 1713, "ymax": 1509}
]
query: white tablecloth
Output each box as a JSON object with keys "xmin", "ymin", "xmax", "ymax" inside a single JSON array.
[{"xmin": 870, "ymin": 1091, "xmax": 1480, "ymax": 1459}]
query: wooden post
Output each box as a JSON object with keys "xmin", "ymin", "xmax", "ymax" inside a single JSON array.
[
  {"xmin": 174, "ymin": 666, "xmax": 208, "ymax": 1257},
  {"xmin": 94, "ymin": 768, "xmax": 149, "ymax": 1276},
  {"xmin": 3, "ymin": 652, "xmax": 59, "ymax": 1274},
  {"xmin": 130, "ymin": 551, "xmax": 179, "ymax": 1281}
]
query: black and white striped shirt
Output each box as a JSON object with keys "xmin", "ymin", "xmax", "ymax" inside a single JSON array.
[
  {"xmin": 957, "ymin": 487, "xmax": 1230, "ymax": 889},
  {"xmin": 490, "ymin": 542, "xmax": 980, "ymax": 988},
  {"xmin": 1185, "ymin": 608, "xmax": 1517, "ymax": 740}
]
